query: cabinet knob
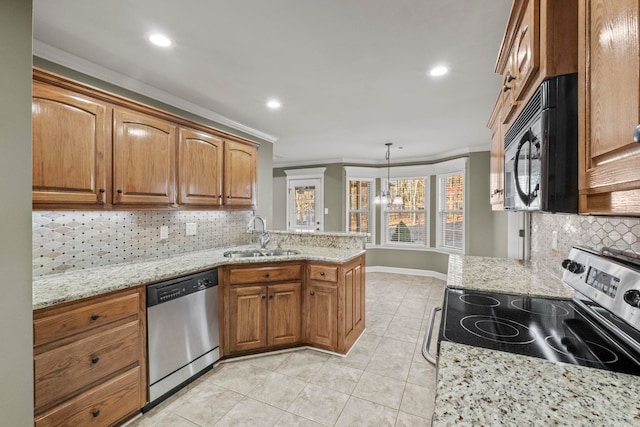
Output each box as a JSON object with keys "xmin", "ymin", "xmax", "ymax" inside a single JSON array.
[
  {"xmin": 90, "ymin": 314, "xmax": 100, "ymax": 321},
  {"xmin": 506, "ymin": 73, "xmax": 516, "ymax": 83},
  {"xmin": 117, "ymin": 189, "xmax": 123, "ymax": 194},
  {"xmin": 503, "ymin": 84, "xmax": 511, "ymax": 93},
  {"xmin": 227, "ymin": 195, "xmax": 231, "ymax": 199},
  {"xmin": 261, "ymin": 295, "xmax": 266, "ymax": 300},
  {"xmin": 98, "ymin": 188, "xmax": 105, "ymax": 193},
  {"xmin": 319, "ymin": 272, "xmax": 325, "ymax": 276},
  {"xmin": 634, "ymin": 125, "xmax": 640, "ymax": 143},
  {"xmin": 219, "ymin": 195, "xmax": 222, "ymax": 199},
  {"xmin": 92, "ymin": 409, "xmax": 100, "ymax": 418},
  {"xmin": 91, "ymin": 356, "xmax": 100, "ymax": 364},
  {"xmin": 310, "ymin": 291, "xmax": 315, "ymax": 296},
  {"xmin": 269, "ymin": 295, "xmax": 273, "ymax": 299}
]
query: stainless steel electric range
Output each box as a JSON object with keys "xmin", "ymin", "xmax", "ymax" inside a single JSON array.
[{"xmin": 429, "ymin": 247, "xmax": 640, "ymax": 376}]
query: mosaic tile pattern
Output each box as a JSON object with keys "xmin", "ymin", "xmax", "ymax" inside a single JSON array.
[
  {"xmin": 531, "ymin": 213, "xmax": 640, "ymax": 278},
  {"xmin": 32, "ymin": 210, "xmax": 253, "ymax": 276}
]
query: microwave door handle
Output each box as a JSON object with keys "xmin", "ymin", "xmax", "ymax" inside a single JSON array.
[{"xmin": 514, "ymin": 131, "xmax": 532, "ymax": 205}]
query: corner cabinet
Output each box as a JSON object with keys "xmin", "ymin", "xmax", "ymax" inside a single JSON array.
[
  {"xmin": 32, "ymin": 68, "xmax": 259, "ymax": 210},
  {"xmin": 113, "ymin": 109, "xmax": 176, "ymax": 206},
  {"xmin": 33, "ymin": 287, "xmax": 146, "ymax": 427},
  {"xmin": 32, "ymin": 81, "xmax": 109, "ymax": 206},
  {"xmin": 223, "ymin": 140, "xmax": 258, "ymax": 207},
  {"xmin": 578, "ymin": 0, "xmax": 640, "ymax": 215}
]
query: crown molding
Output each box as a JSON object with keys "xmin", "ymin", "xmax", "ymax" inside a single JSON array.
[
  {"xmin": 33, "ymin": 40, "xmax": 278, "ymax": 144},
  {"xmin": 272, "ymin": 144, "xmax": 489, "ymax": 168}
]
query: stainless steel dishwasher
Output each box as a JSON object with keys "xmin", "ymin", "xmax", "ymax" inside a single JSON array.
[{"xmin": 146, "ymin": 269, "xmax": 220, "ymax": 407}]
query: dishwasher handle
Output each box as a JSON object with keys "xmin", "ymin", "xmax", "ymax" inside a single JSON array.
[{"xmin": 422, "ymin": 306, "xmax": 441, "ymax": 365}]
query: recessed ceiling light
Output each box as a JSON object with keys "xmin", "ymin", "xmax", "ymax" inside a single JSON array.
[
  {"xmin": 148, "ymin": 33, "xmax": 172, "ymax": 47},
  {"xmin": 429, "ymin": 66, "xmax": 449, "ymax": 77},
  {"xmin": 266, "ymin": 99, "xmax": 282, "ymax": 110}
]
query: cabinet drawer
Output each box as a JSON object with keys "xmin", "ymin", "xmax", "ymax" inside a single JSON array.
[
  {"xmin": 35, "ymin": 321, "xmax": 140, "ymax": 411},
  {"xmin": 35, "ymin": 367, "xmax": 140, "ymax": 427},
  {"xmin": 308, "ymin": 265, "xmax": 338, "ymax": 283},
  {"xmin": 229, "ymin": 264, "xmax": 302, "ymax": 285},
  {"xmin": 34, "ymin": 292, "xmax": 139, "ymax": 347}
]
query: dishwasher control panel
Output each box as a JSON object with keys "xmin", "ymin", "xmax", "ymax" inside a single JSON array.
[{"xmin": 147, "ymin": 269, "xmax": 218, "ymax": 307}]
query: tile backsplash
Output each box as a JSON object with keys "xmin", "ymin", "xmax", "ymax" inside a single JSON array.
[
  {"xmin": 531, "ymin": 212, "xmax": 640, "ymax": 278},
  {"xmin": 33, "ymin": 210, "xmax": 253, "ymax": 276}
]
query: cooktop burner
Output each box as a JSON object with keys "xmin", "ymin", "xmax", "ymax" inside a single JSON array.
[{"xmin": 439, "ymin": 288, "xmax": 640, "ymax": 376}]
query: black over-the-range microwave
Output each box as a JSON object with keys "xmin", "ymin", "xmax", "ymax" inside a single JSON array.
[{"xmin": 503, "ymin": 73, "xmax": 578, "ymax": 213}]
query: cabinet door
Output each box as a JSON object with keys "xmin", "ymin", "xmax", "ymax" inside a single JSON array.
[
  {"xmin": 267, "ymin": 283, "xmax": 302, "ymax": 347},
  {"xmin": 306, "ymin": 283, "xmax": 337, "ymax": 350},
  {"xmin": 228, "ymin": 286, "xmax": 267, "ymax": 353},
  {"xmin": 339, "ymin": 258, "xmax": 365, "ymax": 353},
  {"xmin": 579, "ymin": 0, "xmax": 640, "ymax": 214},
  {"xmin": 32, "ymin": 82, "xmax": 108, "ymax": 205},
  {"xmin": 223, "ymin": 140, "xmax": 257, "ymax": 207},
  {"xmin": 113, "ymin": 109, "xmax": 176, "ymax": 205},
  {"xmin": 512, "ymin": 0, "xmax": 539, "ymax": 101},
  {"xmin": 489, "ymin": 96, "xmax": 505, "ymax": 209},
  {"xmin": 178, "ymin": 128, "xmax": 223, "ymax": 206}
]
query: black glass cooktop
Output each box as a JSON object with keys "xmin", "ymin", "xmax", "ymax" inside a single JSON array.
[{"xmin": 439, "ymin": 288, "xmax": 640, "ymax": 376}]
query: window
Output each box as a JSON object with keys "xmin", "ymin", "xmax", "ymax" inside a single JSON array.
[
  {"xmin": 437, "ymin": 172, "xmax": 464, "ymax": 252},
  {"xmin": 285, "ymin": 168, "xmax": 325, "ymax": 232},
  {"xmin": 347, "ymin": 179, "xmax": 373, "ymax": 243},
  {"xmin": 382, "ymin": 177, "xmax": 428, "ymax": 246}
]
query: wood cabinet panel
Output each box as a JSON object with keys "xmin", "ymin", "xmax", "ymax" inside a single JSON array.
[
  {"xmin": 579, "ymin": 0, "xmax": 640, "ymax": 213},
  {"xmin": 229, "ymin": 264, "xmax": 302, "ymax": 285},
  {"xmin": 178, "ymin": 128, "xmax": 223, "ymax": 206},
  {"xmin": 228, "ymin": 286, "xmax": 267, "ymax": 352},
  {"xmin": 512, "ymin": 0, "xmax": 540, "ymax": 101},
  {"xmin": 113, "ymin": 109, "xmax": 176, "ymax": 205},
  {"xmin": 34, "ymin": 320, "xmax": 139, "ymax": 412},
  {"xmin": 32, "ymin": 82, "xmax": 108, "ymax": 205},
  {"xmin": 267, "ymin": 283, "xmax": 302, "ymax": 347},
  {"xmin": 339, "ymin": 257, "xmax": 365, "ymax": 353},
  {"xmin": 306, "ymin": 283, "xmax": 337, "ymax": 350},
  {"xmin": 34, "ymin": 292, "xmax": 139, "ymax": 348},
  {"xmin": 35, "ymin": 367, "xmax": 140, "ymax": 427},
  {"xmin": 489, "ymin": 95, "xmax": 505, "ymax": 209},
  {"xmin": 223, "ymin": 140, "xmax": 257, "ymax": 207}
]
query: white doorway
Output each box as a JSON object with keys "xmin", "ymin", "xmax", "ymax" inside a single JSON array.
[{"xmin": 287, "ymin": 178, "xmax": 323, "ymax": 231}]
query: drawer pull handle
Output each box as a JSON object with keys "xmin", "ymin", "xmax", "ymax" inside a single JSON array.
[
  {"xmin": 265, "ymin": 273, "xmax": 270, "ymax": 278},
  {"xmin": 91, "ymin": 356, "xmax": 100, "ymax": 364},
  {"xmin": 90, "ymin": 314, "xmax": 100, "ymax": 321},
  {"xmin": 310, "ymin": 291, "xmax": 315, "ymax": 296},
  {"xmin": 92, "ymin": 409, "xmax": 100, "ymax": 418},
  {"xmin": 319, "ymin": 272, "xmax": 325, "ymax": 276}
]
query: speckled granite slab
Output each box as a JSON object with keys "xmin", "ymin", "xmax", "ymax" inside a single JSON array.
[
  {"xmin": 33, "ymin": 245, "xmax": 364, "ymax": 310},
  {"xmin": 447, "ymin": 254, "xmax": 574, "ymax": 299},
  {"xmin": 433, "ymin": 341, "xmax": 640, "ymax": 426}
]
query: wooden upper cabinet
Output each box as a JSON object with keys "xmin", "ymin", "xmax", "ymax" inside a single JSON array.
[
  {"xmin": 224, "ymin": 140, "xmax": 257, "ymax": 207},
  {"xmin": 578, "ymin": 0, "xmax": 640, "ymax": 215},
  {"xmin": 113, "ymin": 109, "xmax": 176, "ymax": 205},
  {"xmin": 178, "ymin": 128, "xmax": 223, "ymax": 206},
  {"xmin": 496, "ymin": 0, "xmax": 577, "ymax": 125},
  {"xmin": 32, "ymin": 82, "xmax": 108, "ymax": 205},
  {"xmin": 488, "ymin": 94, "xmax": 505, "ymax": 209}
]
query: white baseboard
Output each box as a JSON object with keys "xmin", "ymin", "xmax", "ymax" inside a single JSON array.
[{"xmin": 366, "ymin": 266, "xmax": 447, "ymax": 281}]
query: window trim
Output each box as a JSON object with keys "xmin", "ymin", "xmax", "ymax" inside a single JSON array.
[
  {"xmin": 436, "ymin": 171, "xmax": 465, "ymax": 254},
  {"xmin": 380, "ymin": 176, "xmax": 429, "ymax": 248},
  {"xmin": 345, "ymin": 176, "xmax": 375, "ymax": 245}
]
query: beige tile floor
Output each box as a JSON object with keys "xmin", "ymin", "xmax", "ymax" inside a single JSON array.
[{"xmin": 126, "ymin": 272, "xmax": 445, "ymax": 427}]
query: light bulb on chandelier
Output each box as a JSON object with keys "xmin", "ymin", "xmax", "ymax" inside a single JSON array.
[{"xmin": 374, "ymin": 143, "xmax": 403, "ymax": 208}]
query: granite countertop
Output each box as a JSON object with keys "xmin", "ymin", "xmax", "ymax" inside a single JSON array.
[
  {"xmin": 433, "ymin": 342, "xmax": 640, "ymax": 426},
  {"xmin": 434, "ymin": 255, "xmax": 639, "ymax": 426},
  {"xmin": 447, "ymin": 254, "xmax": 575, "ymax": 299},
  {"xmin": 33, "ymin": 245, "xmax": 364, "ymax": 310}
]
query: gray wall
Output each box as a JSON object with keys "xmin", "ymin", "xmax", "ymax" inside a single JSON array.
[
  {"xmin": 1, "ymin": 0, "xmax": 33, "ymax": 424},
  {"xmin": 274, "ymin": 153, "xmax": 509, "ymax": 275},
  {"xmin": 32, "ymin": 58, "xmax": 274, "ymax": 223}
]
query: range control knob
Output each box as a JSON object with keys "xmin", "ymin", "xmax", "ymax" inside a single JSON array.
[
  {"xmin": 624, "ymin": 290, "xmax": 640, "ymax": 308},
  {"xmin": 561, "ymin": 259, "xmax": 585, "ymax": 274}
]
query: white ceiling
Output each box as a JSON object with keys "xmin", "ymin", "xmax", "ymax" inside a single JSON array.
[{"xmin": 33, "ymin": 0, "xmax": 512, "ymax": 167}]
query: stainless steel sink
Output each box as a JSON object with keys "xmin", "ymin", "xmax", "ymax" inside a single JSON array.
[{"xmin": 223, "ymin": 249, "xmax": 301, "ymax": 258}]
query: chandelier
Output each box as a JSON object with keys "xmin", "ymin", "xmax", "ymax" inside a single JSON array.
[{"xmin": 374, "ymin": 143, "xmax": 403, "ymax": 207}]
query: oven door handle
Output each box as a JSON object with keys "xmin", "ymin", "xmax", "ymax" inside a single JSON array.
[{"xmin": 422, "ymin": 306, "xmax": 442, "ymax": 365}]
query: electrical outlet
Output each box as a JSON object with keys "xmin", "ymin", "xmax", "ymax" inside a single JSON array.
[
  {"xmin": 551, "ymin": 230, "xmax": 558, "ymax": 251},
  {"xmin": 186, "ymin": 223, "xmax": 197, "ymax": 236},
  {"xmin": 160, "ymin": 226, "xmax": 169, "ymax": 240}
]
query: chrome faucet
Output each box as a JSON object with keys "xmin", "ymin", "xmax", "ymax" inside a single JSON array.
[{"xmin": 248, "ymin": 215, "xmax": 270, "ymax": 249}]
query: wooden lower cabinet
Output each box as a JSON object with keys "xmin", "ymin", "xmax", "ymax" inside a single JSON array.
[
  {"xmin": 33, "ymin": 287, "xmax": 146, "ymax": 426},
  {"xmin": 228, "ymin": 285, "xmax": 268, "ymax": 353},
  {"xmin": 340, "ymin": 256, "xmax": 365, "ymax": 352},
  {"xmin": 306, "ymin": 283, "xmax": 337, "ymax": 350}
]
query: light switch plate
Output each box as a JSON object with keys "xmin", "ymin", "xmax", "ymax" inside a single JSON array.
[
  {"xmin": 186, "ymin": 223, "xmax": 197, "ymax": 236},
  {"xmin": 160, "ymin": 226, "xmax": 169, "ymax": 240}
]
